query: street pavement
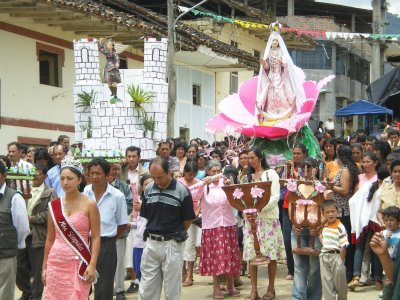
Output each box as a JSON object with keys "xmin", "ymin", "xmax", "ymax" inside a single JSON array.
[{"xmin": 15, "ymin": 263, "xmax": 381, "ymax": 299}]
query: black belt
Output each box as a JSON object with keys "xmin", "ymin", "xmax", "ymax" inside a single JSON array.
[
  {"xmin": 101, "ymin": 236, "xmax": 116, "ymax": 241},
  {"xmin": 147, "ymin": 233, "xmax": 173, "ymax": 242},
  {"xmin": 324, "ymin": 250, "xmax": 340, "ymax": 254}
]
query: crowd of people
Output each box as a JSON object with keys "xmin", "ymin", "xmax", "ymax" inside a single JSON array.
[{"xmin": 0, "ymin": 125, "xmax": 400, "ymax": 300}]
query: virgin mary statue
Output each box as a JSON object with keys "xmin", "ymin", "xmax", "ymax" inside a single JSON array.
[{"xmin": 256, "ymin": 22, "xmax": 306, "ymax": 126}]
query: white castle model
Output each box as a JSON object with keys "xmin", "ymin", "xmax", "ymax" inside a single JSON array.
[{"xmin": 72, "ymin": 37, "xmax": 168, "ymax": 159}]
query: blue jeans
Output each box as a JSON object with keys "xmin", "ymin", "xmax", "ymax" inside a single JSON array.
[
  {"xmin": 354, "ymin": 232, "xmax": 383, "ymax": 280},
  {"xmin": 133, "ymin": 247, "xmax": 144, "ymax": 281},
  {"xmin": 282, "ymin": 208, "xmax": 294, "ymax": 275},
  {"xmin": 291, "ymin": 228, "xmax": 322, "ymax": 300}
]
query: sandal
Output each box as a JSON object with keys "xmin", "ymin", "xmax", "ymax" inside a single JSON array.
[
  {"xmin": 182, "ymin": 277, "xmax": 193, "ymax": 287},
  {"xmin": 227, "ymin": 288, "xmax": 240, "ymax": 297},
  {"xmin": 245, "ymin": 292, "xmax": 260, "ymax": 300},
  {"xmin": 348, "ymin": 276, "xmax": 359, "ymax": 291},
  {"xmin": 262, "ymin": 290, "xmax": 275, "ymax": 300},
  {"xmin": 213, "ymin": 290, "xmax": 224, "ymax": 299}
]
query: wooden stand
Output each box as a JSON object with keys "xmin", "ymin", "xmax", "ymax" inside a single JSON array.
[
  {"xmin": 6, "ymin": 174, "xmax": 32, "ymax": 201},
  {"xmin": 222, "ymin": 181, "xmax": 271, "ymax": 266},
  {"xmin": 288, "ymin": 179, "xmax": 323, "ymax": 256},
  {"xmin": 280, "ymin": 161, "xmax": 331, "ymax": 256}
]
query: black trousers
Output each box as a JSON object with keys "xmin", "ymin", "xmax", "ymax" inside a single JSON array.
[
  {"xmin": 94, "ymin": 237, "xmax": 117, "ymax": 300},
  {"xmin": 340, "ymin": 215, "xmax": 355, "ymax": 281},
  {"xmin": 16, "ymin": 235, "xmax": 44, "ymax": 300}
]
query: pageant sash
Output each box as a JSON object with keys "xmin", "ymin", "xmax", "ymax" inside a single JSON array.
[{"xmin": 49, "ymin": 198, "xmax": 91, "ymax": 280}]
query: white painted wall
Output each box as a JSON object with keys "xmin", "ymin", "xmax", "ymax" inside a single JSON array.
[{"xmin": 175, "ymin": 66, "xmax": 216, "ymax": 140}]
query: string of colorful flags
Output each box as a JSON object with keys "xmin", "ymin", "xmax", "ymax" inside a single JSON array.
[{"xmin": 179, "ymin": 6, "xmax": 400, "ymax": 42}]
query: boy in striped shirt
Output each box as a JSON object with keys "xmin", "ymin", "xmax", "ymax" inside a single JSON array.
[{"xmin": 319, "ymin": 200, "xmax": 349, "ymax": 300}]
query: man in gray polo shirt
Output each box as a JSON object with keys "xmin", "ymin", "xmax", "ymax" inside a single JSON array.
[{"xmin": 138, "ymin": 157, "xmax": 195, "ymax": 300}]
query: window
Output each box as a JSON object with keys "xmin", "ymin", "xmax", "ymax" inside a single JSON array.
[
  {"xmin": 192, "ymin": 84, "xmax": 201, "ymax": 106},
  {"xmin": 230, "ymin": 71, "xmax": 238, "ymax": 94},
  {"xmin": 179, "ymin": 128, "xmax": 189, "ymax": 142},
  {"xmin": 36, "ymin": 42, "xmax": 64, "ymax": 88},
  {"xmin": 119, "ymin": 57, "xmax": 128, "ymax": 69},
  {"xmin": 348, "ymin": 54, "xmax": 370, "ymax": 85},
  {"xmin": 290, "ymin": 41, "xmax": 332, "ymax": 70}
]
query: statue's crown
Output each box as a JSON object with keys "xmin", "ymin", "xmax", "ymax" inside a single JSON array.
[{"xmin": 269, "ymin": 21, "xmax": 282, "ymax": 33}]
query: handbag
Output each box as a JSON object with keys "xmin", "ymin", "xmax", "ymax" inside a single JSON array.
[{"xmin": 192, "ymin": 213, "xmax": 202, "ymax": 228}]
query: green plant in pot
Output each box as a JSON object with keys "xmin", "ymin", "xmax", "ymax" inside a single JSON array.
[
  {"xmin": 141, "ymin": 111, "xmax": 155, "ymax": 139},
  {"xmin": 75, "ymin": 90, "xmax": 96, "ymax": 112},
  {"xmin": 127, "ymin": 84, "xmax": 154, "ymax": 110}
]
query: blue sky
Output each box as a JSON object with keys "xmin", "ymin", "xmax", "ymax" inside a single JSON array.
[{"xmin": 316, "ymin": 0, "xmax": 400, "ymax": 15}]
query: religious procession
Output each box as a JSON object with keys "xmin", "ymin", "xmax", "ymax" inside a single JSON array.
[{"xmin": 1, "ymin": 1, "xmax": 400, "ymax": 300}]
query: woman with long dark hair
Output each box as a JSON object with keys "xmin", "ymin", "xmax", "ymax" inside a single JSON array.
[
  {"xmin": 323, "ymin": 138, "xmax": 340, "ymax": 181},
  {"xmin": 373, "ymin": 140, "xmax": 391, "ymax": 165},
  {"xmin": 332, "ymin": 145, "xmax": 359, "ymax": 280},
  {"xmin": 282, "ymin": 143, "xmax": 307, "ymax": 281},
  {"xmin": 351, "ymin": 143, "xmax": 364, "ymax": 170},
  {"xmin": 244, "ymin": 148, "xmax": 285, "ymax": 300},
  {"xmin": 348, "ymin": 166, "xmax": 389, "ymax": 291},
  {"xmin": 178, "ymin": 161, "xmax": 202, "ymax": 287},
  {"xmin": 356, "ymin": 152, "xmax": 379, "ymax": 191}
]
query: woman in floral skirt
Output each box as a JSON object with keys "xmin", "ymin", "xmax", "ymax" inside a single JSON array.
[
  {"xmin": 199, "ymin": 160, "xmax": 241, "ymax": 299},
  {"xmin": 243, "ymin": 148, "xmax": 286, "ymax": 300}
]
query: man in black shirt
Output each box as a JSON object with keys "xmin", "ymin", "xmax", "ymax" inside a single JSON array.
[{"xmin": 138, "ymin": 158, "xmax": 195, "ymax": 300}]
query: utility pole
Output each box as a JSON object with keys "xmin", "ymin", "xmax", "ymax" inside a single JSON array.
[
  {"xmin": 371, "ymin": 0, "xmax": 386, "ymax": 82},
  {"xmin": 167, "ymin": 0, "xmax": 176, "ymax": 138}
]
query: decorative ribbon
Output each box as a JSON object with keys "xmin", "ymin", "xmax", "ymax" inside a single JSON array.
[
  {"xmin": 49, "ymin": 198, "xmax": 91, "ymax": 280},
  {"xmin": 178, "ymin": 5, "xmax": 400, "ymax": 42}
]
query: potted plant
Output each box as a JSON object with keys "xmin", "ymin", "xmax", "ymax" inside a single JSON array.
[
  {"xmin": 127, "ymin": 84, "xmax": 154, "ymax": 111},
  {"xmin": 75, "ymin": 90, "xmax": 96, "ymax": 112},
  {"xmin": 141, "ymin": 111, "xmax": 155, "ymax": 139}
]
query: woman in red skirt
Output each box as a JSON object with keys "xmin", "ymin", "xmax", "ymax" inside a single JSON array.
[{"xmin": 199, "ymin": 159, "xmax": 241, "ymax": 299}]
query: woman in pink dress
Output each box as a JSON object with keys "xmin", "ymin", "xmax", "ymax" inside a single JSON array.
[
  {"xmin": 178, "ymin": 160, "xmax": 203, "ymax": 287},
  {"xmin": 42, "ymin": 156, "xmax": 100, "ymax": 299},
  {"xmin": 199, "ymin": 160, "xmax": 241, "ymax": 299}
]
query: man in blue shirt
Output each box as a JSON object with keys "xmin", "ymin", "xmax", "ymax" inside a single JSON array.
[
  {"xmin": 83, "ymin": 158, "xmax": 128, "ymax": 300},
  {"xmin": 46, "ymin": 144, "xmax": 68, "ymax": 197}
]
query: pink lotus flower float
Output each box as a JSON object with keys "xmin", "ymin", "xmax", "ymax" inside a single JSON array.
[{"xmin": 205, "ymin": 75, "xmax": 335, "ymax": 139}]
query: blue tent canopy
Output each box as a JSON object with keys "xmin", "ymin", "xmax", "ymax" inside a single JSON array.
[{"xmin": 335, "ymin": 99, "xmax": 393, "ymax": 117}]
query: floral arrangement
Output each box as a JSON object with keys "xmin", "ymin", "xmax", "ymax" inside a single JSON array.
[
  {"xmin": 284, "ymin": 179, "xmax": 327, "ymax": 225},
  {"xmin": 233, "ymin": 185, "xmax": 265, "ymax": 212},
  {"xmin": 266, "ymin": 154, "xmax": 286, "ymax": 168},
  {"xmin": 285, "ymin": 179, "xmax": 326, "ymax": 197}
]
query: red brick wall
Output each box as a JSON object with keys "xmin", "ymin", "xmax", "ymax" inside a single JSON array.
[{"xmin": 278, "ymin": 16, "xmax": 345, "ymax": 32}]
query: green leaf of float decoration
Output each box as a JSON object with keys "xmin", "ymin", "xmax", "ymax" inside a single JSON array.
[
  {"xmin": 7, "ymin": 174, "xmax": 35, "ymax": 180},
  {"xmin": 127, "ymin": 84, "xmax": 154, "ymax": 108},
  {"xmin": 75, "ymin": 90, "xmax": 96, "ymax": 112},
  {"xmin": 77, "ymin": 157, "xmax": 124, "ymax": 164},
  {"xmin": 7, "ymin": 167, "xmax": 37, "ymax": 176}
]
